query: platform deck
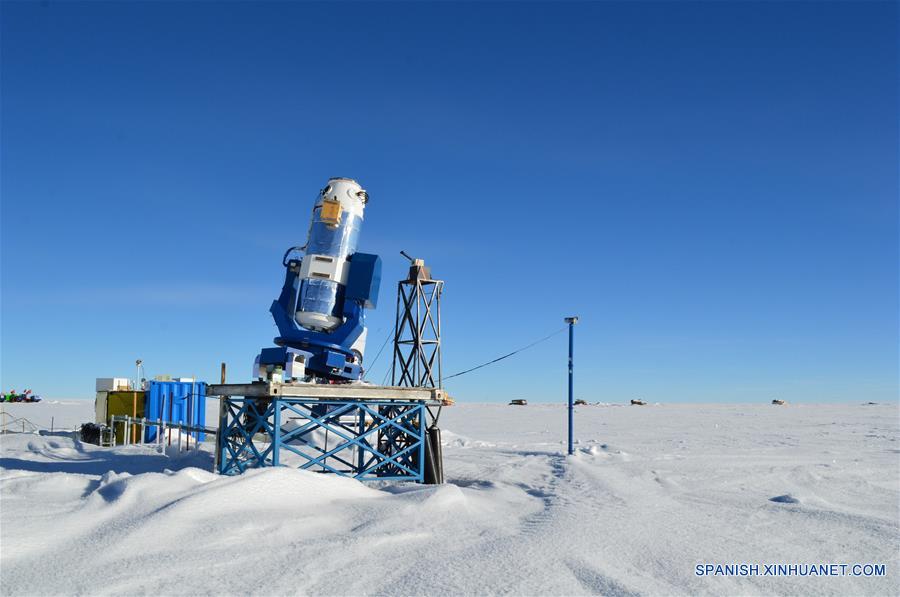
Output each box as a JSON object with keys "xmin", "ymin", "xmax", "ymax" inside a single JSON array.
[{"xmin": 207, "ymin": 382, "xmax": 446, "ymax": 404}]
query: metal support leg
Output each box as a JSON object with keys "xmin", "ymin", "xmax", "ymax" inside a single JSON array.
[{"xmin": 273, "ymin": 399, "xmax": 281, "ymax": 466}]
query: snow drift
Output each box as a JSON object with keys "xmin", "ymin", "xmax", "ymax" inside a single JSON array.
[{"xmin": 1, "ymin": 402, "xmax": 897, "ymax": 595}]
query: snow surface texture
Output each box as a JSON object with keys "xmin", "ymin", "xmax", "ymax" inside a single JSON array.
[{"xmin": 1, "ymin": 401, "xmax": 898, "ymax": 596}]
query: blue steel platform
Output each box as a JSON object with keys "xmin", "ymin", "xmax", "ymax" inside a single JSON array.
[{"xmin": 211, "ymin": 383, "xmax": 445, "ymax": 482}]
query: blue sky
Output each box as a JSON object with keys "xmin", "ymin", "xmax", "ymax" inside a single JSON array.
[{"xmin": 1, "ymin": 1, "xmax": 897, "ymax": 403}]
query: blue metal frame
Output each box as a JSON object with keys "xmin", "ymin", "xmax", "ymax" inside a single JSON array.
[{"xmin": 218, "ymin": 398, "xmax": 426, "ymax": 482}]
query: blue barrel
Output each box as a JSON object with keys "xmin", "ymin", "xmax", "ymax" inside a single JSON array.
[{"xmin": 144, "ymin": 381, "xmax": 207, "ymax": 442}]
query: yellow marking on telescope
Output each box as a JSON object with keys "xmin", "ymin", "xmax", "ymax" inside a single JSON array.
[{"xmin": 319, "ymin": 198, "xmax": 343, "ymax": 226}]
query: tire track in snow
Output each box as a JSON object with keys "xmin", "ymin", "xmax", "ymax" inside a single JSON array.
[
  {"xmin": 433, "ymin": 449, "xmax": 641, "ymax": 596},
  {"xmin": 515, "ymin": 452, "xmax": 567, "ymax": 537}
]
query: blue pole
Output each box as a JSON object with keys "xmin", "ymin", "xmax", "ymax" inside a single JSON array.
[{"xmin": 565, "ymin": 316, "xmax": 578, "ymax": 455}]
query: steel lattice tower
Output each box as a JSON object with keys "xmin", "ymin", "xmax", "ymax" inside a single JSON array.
[{"xmin": 392, "ymin": 255, "xmax": 443, "ymax": 388}]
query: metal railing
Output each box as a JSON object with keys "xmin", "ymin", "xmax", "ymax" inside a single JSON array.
[
  {"xmin": 0, "ymin": 412, "xmax": 40, "ymax": 434},
  {"xmin": 108, "ymin": 415, "xmax": 217, "ymax": 452}
]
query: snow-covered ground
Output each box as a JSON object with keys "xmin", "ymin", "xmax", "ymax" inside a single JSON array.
[{"xmin": 1, "ymin": 400, "xmax": 897, "ymax": 596}]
